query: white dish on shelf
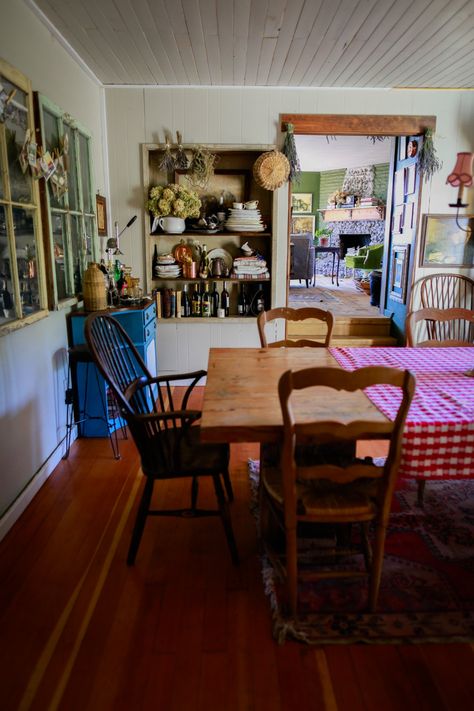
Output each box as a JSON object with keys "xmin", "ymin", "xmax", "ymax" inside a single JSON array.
[{"xmin": 207, "ymin": 248, "xmax": 233, "ymax": 271}]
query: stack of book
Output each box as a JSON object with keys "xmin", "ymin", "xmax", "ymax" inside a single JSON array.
[
  {"xmin": 359, "ymin": 197, "xmax": 380, "ymax": 206},
  {"xmin": 231, "ymin": 256, "xmax": 269, "ymax": 280}
]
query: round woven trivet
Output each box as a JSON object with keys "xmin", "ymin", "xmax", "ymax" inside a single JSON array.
[{"xmin": 253, "ymin": 150, "xmax": 290, "ymax": 191}]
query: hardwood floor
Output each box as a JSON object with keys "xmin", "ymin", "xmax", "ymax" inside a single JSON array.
[{"xmin": 1, "ymin": 391, "xmax": 473, "ymax": 711}]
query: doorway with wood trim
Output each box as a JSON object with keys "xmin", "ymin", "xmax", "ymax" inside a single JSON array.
[{"xmin": 282, "ymin": 114, "xmax": 435, "ymax": 344}]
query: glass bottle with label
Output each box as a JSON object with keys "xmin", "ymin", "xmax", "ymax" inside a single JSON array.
[
  {"xmin": 238, "ymin": 284, "xmax": 249, "ymax": 316},
  {"xmin": 199, "ymin": 244, "xmax": 209, "ymax": 278},
  {"xmin": 152, "ymin": 244, "xmax": 159, "ymax": 279},
  {"xmin": 181, "ymin": 284, "xmax": 191, "ymax": 317},
  {"xmin": 221, "ymin": 281, "xmax": 230, "ymax": 317},
  {"xmin": 192, "ymin": 283, "xmax": 202, "ymax": 317},
  {"xmin": 202, "ymin": 283, "xmax": 211, "ymax": 317},
  {"xmin": 210, "ymin": 282, "xmax": 219, "ymax": 317}
]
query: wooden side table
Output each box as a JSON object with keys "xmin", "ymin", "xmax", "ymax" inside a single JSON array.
[{"xmin": 314, "ymin": 246, "xmax": 340, "ymax": 287}]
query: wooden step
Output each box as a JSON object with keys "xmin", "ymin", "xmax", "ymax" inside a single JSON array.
[{"xmin": 288, "ymin": 316, "xmax": 392, "ymax": 339}]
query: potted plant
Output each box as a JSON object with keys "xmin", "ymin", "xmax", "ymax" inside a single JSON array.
[
  {"xmin": 314, "ymin": 227, "xmax": 332, "ymax": 247},
  {"xmin": 147, "ymin": 183, "xmax": 201, "ymax": 234}
]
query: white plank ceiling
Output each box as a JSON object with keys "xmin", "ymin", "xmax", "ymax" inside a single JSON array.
[{"xmin": 28, "ymin": 0, "xmax": 474, "ymax": 88}]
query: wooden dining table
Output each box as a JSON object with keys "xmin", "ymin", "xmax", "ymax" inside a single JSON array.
[{"xmin": 200, "ymin": 346, "xmax": 474, "ymax": 480}]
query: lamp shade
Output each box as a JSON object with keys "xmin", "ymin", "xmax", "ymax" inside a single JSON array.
[{"xmin": 446, "ymin": 152, "xmax": 474, "ymax": 187}]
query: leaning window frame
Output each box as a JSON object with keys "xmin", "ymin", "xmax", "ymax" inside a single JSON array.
[
  {"xmin": 34, "ymin": 92, "xmax": 98, "ymax": 310},
  {"xmin": 0, "ymin": 59, "xmax": 48, "ymax": 335}
]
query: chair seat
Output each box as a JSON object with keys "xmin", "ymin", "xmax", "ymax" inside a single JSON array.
[
  {"xmin": 141, "ymin": 425, "xmax": 229, "ymax": 478},
  {"xmin": 262, "ymin": 465, "xmax": 378, "ymax": 520}
]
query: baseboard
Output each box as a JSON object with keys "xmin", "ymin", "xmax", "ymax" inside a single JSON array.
[{"xmin": 0, "ymin": 443, "xmax": 67, "ymax": 543}]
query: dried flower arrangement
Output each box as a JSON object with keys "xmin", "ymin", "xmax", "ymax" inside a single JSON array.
[
  {"xmin": 147, "ymin": 183, "xmax": 201, "ymax": 219},
  {"xmin": 188, "ymin": 146, "xmax": 218, "ymax": 189}
]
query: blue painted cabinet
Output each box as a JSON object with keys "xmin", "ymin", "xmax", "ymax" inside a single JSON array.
[{"xmin": 68, "ymin": 301, "xmax": 157, "ymax": 437}]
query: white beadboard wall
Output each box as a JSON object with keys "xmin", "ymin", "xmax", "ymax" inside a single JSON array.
[{"xmin": 105, "ymin": 86, "xmax": 474, "ymax": 293}]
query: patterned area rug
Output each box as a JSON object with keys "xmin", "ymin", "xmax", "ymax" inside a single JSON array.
[
  {"xmin": 248, "ymin": 460, "xmax": 474, "ymax": 644},
  {"xmin": 288, "ymin": 287, "xmax": 340, "ymax": 304}
]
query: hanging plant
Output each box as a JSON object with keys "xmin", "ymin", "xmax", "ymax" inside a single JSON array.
[
  {"xmin": 158, "ymin": 133, "xmax": 175, "ymax": 173},
  {"xmin": 174, "ymin": 131, "xmax": 189, "ymax": 169},
  {"xmin": 418, "ymin": 128, "xmax": 442, "ymax": 182},
  {"xmin": 282, "ymin": 123, "xmax": 301, "ymax": 183},
  {"xmin": 188, "ymin": 145, "xmax": 218, "ymax": 189}
]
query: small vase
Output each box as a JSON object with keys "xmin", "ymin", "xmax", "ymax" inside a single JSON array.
[{"xmin": 158, "ymin": 216, "xmax": 186, "ymax": 234}]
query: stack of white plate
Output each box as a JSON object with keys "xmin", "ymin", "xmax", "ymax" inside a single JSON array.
[
  {"xmin": 225, "ymin": 208, "xmax": 265, "ymax": 232},
  {"xmin": 156, "ymin": 254, "xmax": 181, "ymax": 278}
]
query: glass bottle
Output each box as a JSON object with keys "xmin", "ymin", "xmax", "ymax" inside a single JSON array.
[
  {"xmin": 152, "ymin": 244, "xmax": 159, "ymax": 279},
  {"xmin": 192, "ymin": 283, "xmax": 201, "ymax": 317},
  {"xmin": 238, "ymin": 284, "xmax": 248, "ymax": 316},
  {"xmin": 199, "ymin": 244, "xmax": 208, "ymax": 278},
  {"xmin": 202, "ymin": 283, "xmax": 211, "ymax": 317},
  {"xmin": 221, "ymin": 280, "xmax": 230, "ymax": 317},
  {"xmin": 181, "ymin": 284, "xmax": 191, "ymax": 317},
  {"xmin": 210, "ymin": 281, "xmax": 219, "ymax": 317}
]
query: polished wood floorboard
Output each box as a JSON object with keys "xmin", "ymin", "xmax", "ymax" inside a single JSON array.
[{"xmin": 1, "ymin": 389, "xmax": 473, "ymax": 710}]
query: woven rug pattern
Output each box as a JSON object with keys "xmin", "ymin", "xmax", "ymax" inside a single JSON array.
[{"xmin": 249, "ymin": 460, "xmax": 474, "ymax": 645}]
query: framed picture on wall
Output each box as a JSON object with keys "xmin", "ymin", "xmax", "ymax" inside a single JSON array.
[
  {"xmin": 291, "ymin": 215, "xmax": 315, "ymax": 235},
  {"xmin": 420, "ymin": 214, "xmax": 474, "ymax": 267},
  {"xmin": 291, "ymin": 193, "xmax": 313, "ymax": 213},
  {"xmin": 389, "ymin": 244, "xmax": 410, "ymax": 303},
  {"xmin": 96, "ymin": 194, "xmax": 108, "ymax": 236}
]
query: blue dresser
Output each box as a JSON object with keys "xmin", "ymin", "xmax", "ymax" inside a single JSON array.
[{"xmin": 68, "ymin": 300, "xmax": 157, "ymax": 437}]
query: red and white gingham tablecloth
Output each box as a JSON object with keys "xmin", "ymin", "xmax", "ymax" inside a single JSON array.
[{"xmin": 330, "ymin": 347, "xmax": 474, "ymax": 479}]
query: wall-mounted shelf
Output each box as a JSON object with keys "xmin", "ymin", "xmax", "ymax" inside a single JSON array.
[{"xmin": 318, "ymin": 206, "xmax": 385, "ymax": 222}]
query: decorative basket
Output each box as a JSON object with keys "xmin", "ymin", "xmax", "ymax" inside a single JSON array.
[
  {"xmin": 83, "ymin": 262, "xmax": 107, "ymax": 311},
  {"xmin": 253, "ymin": 150, "xmax": 290, "ymax": 191}
]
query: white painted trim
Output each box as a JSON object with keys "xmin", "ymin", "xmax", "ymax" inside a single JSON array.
[{"xmin": 106, "ymin": 84, "xmax": 393, "ymax": 91}]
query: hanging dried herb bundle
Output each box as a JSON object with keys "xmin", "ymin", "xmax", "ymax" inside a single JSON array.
[
  {"xmin": 158, "ymin": 134, "xmax": 175, "ymax": 173},
  {"xmin": 367, "ymin": 135, "xmax": 389, "ymax": 144},
  {"xmin": 189, "ymin": 145, "xmax": 218, "ymax": 189},
  {"xmin": 174, "ymin": 131, "xmax": 189, "ymax": 169},
  {"xmin": 419, "ymin": 128, "xmax": 442, "ymax": 182},
  {"xmin": 282, "ymin": 123, "xmax": 301, "ymax": 183}
]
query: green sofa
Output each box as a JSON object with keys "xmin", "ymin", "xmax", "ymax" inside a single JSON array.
[{"xmin": 344, "ymin": 243, "xmax": 383, "ymax": 274}]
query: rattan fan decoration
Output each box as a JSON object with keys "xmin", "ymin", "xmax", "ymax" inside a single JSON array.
[{"xmin": 253, "ymin": 150, "xmax": 290, "ymax": 191}]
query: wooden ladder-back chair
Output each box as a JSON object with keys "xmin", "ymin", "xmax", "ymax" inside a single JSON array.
[
  {"xmin": 257, "ymin": 307, "xmax": 334, "ymax": 348},
  {"xmin": 410, "ymin": 273, "xmax": 474, "ymax": 342},
  {"xmin": 85, "ymin": 313, "xmax": 238, "ymax": 566},
  {"xmin": 259, "ymin": 365, "xmax": 415, "ymax": 617},
  {"xmin": 406, "ymin": 307, "xmax": 474, "ymax": 347}
]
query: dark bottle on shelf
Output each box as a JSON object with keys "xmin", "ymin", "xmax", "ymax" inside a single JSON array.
[
  {"xmin": 210, "ymin": 281, "xmax": 219, "ymax": 317},
  {"xmin": 181, "ymin": 284, "xmax": 191, "ymax": 317},
  {"xmin": 74, "ymin": 259, "xmax": 82, "ymax": 294},
  {"xmin": 199, "ymin": 244, "xmax": 208, "ymax": 278},
  {"xmin": 191, "ymin": 283, "xmax": 202, "ymax": 317},
  {"xmin": 202, "ymin": 283, "xmax": 211, "ymax": 317},
  {"xmin": 152, "ymin": 244, "xmax": 159, "ymax": 278},
  {"xmin": 221, "ymin": 280, "xmax": 230, "ymax": 317},
  {"xmin": 238, "ymin": 284, "xmax": 249, "ymax": 316}
]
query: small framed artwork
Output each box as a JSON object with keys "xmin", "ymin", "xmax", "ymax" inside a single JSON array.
[
  {"xmin": 389, "ymin": 244, "xmax": 410, "ymax": 304},
  {"xmin": 291, "ymin": 215, "xmax": 315, "ymax": 235},
  {"xmin": 420, "ymin": 214, "xmax": 474, "ymax": 267},
  {"xmin": 96, "ymin": 194, "xmax": 107, "ymax": 236},
  {"xmin": 291, "ymin": 192, "xmax": 313, "ymax": 213}
]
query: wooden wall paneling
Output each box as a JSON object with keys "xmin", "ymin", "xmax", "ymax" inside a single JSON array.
[
  {"xmin": 242, "ymin": 92, "xmax": 269, "ymax": 144},
  {"xmin": 144, "ymin": 89, "xmax": 173, "ymax": 143},
  {"xmin": 219, "ymin": 89, "xmax": 244, "ymax": 143}
]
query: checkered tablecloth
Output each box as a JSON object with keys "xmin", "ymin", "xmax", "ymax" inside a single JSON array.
[{"xmin": 330, "ymin": 347, "xmax": 474, "ymax": 479}]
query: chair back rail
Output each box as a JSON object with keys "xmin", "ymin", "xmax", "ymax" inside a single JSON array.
[
  {"xmin": 257, "ymin": 306, "xmax": 334, "ymax": 348},
  {"xmin": 406, "ymin": 307, "xmax": 474, "ymax": 346}
]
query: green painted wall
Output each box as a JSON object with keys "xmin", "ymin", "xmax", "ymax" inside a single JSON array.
[{"xmin": 291, "ymin": 172, "xmax": 320, "ymax": 233}]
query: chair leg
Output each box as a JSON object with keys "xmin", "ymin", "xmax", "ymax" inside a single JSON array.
[
  {"xmin": 221, "ymin": 469, "xmax": 234, "ymax": 502},
  {"xmin": 212, "ymin": 474, "xmax": 239, "ymax": 565},
  {"xmin": 417, "ymin": 479, "xmax": 426, "ymax": 508},
  {"xmin": 286, "ymin": 525, "xmax": 298, "ymax": 617},
  {"xmin": 127, "ymin": 477, "xmax": 154, "ymax": 566},
  {"xmin": 191, "ymin": 475, "xmax": 199, "ymax": 510},
  {"xmin": 368, "ymin": 522, "xmax": 387, "ymax": 612}
]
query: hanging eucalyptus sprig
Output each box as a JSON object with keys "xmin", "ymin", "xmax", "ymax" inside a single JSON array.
[
  {"xmin": 174, "ymin": 131, "xmax": 189, "ymax": 169},
  {"xmin": 282, "ymin": 122, "xmax": 301, "ymax": 183},
  {"xmin": 158, "ymin": 133, "xmax": 175, "ymax": 173},
  {"xmin": 419, "ymin": 128, "xmax": 442, "ymax": 182}
]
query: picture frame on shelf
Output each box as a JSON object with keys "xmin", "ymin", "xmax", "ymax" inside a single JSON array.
[
  {"xmin": 420, "ymin": 214, "xmax": 474, "ymax": 267},
  {"xmin": 291, "ymin": 215, "xmax": 315, "ymax": 235},
  {"xmin": 96, "ymin": 194, "xmax": 107, "ymax": 236},
  {"xmin": 291, "ymin": 192, "xmax": 313, "ymax": 213},
  {"xmin": 174, "ymin": 169, "xmax": 250, "ymax": 211},
  {"xmin": 389, "ymin": 244, "xmax": 410, "ymax": 304}
]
